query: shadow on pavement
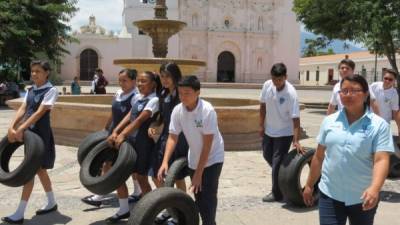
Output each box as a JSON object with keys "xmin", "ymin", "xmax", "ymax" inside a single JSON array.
[
  {"xmin": 0, "ymin": 106, "xmax": 10, "ymax": 110},
  {"xmin": 89, "ymin": 220, "xmax": 128, "ymax": 225},
  {"xmin": 0, "ymin": 211, "xmax": 72, "ymax": 225},
  {"xmin": 307, "ymin": 110, "xmax": 327, "ymax": 115},
  {"xmin": 380, "ymin": 191, "xmax": 400, "ymax": 203},
  {"xmin": 281, "ymin": 203, "xmax": 318, "ymax": 213}
]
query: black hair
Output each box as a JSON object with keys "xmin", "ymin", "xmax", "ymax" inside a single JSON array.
[
  {"xmin": 270, "ymin": 63, "xmax": 287, "ymax": 77},
  {"xmin": 338, "ymin": 59, "xmax": 355, "ymax": 70},
  {"xmin": 119, "ymin": 69, "xmax": 137, "ymax": 80},
  {"xmin": 383, "ymin": 68, "xmax": 398, "ymax": 78},
  {"xmin": 95, "ymin": 68, "xmax": 103, "ymax": 73},
  {"xmin": 178, "ymin": 75, "xmax": 200, "ymax": 91},
  {"xmin": 158, "ymin": 62, "xmax": 183, "ymax": 123},
  {"xmin": 143, "ymin": 71, "xmax": 162, "ymax": 96},
  {"xmin": 30, "ymin": 60, "xmax": 51, "ymax": 72},
  {"xmin": 340, "ymin": 74, "xmax": 370, "ymax": 109},
  {"xmin": 160, "ymin": 62, "xmax": 182, "ymax": 86}
]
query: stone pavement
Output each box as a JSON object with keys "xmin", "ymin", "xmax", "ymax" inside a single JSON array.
[{"xmin": 1, "ymin": 89, "xmax": 400, "ymax": 225}]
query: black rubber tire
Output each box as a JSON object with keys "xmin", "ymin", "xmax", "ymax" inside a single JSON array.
[
  {"xmin": 79, "ymin": 140, "xmax": 136, "ymax": 195},
  {"xmin": 0, "ymin": 130, "xmax": 45, "ymax": 187},
  {"xmin": 388, "ymin": 154, "xmax": 400, "ymax": 178},
  {"xmin": 77, "ymin": 130, "xmax": 109, "ymax": 165},
  {"xmin": 164, "ymin": 157, "xmax": 189, "ymax": 187},
  {"xmin": 278, "ymin": 148, "xmax": 319, "ymax": 207},
  {"xmin": 129, "ymin": 187, "xmax": 199, "ymax": 225}
]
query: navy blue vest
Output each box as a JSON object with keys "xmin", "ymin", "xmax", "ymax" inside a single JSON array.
[
  {"xmin": 158, "ymin": 91, "xmax": 188, "ymax": 155},
  {"xmin": 25, "ymin": 86, "xmax": 56, "ymax": 168},
  {"xmin": 108, "ymin": 91, "xmax": 135, "ymax": 134}
]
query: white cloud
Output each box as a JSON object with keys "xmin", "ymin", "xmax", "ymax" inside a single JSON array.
[{"xmin": 68, "ymin": 0, "xmax": 124, "ymax": 32}]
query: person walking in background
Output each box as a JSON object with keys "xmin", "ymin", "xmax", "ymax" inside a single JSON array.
[
  {"xmin": 94, "ymin": 68, "xmax": 108, "ymax": 94},
  {"xmin": 71, "ymin": 76, "xmax": 81, "ymax": 95},
  {"xmin": 327, "ymin": 59, "xmax": 380, "ymax": 115},
  {"xmin": 259, "ymin": 62, "xmax": 303, "ymax": 203},
  {"xmin": 370, "ymin": 69, "xmax": 400, "ymax": 134},
  {"xmin": 303, "ymin": 75, "xmax": 394, "ymax": 225}
]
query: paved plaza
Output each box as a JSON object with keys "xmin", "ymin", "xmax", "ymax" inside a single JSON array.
[{"xmin": 0, "ymin": 88, "xmax": 400, "ymax": 225}]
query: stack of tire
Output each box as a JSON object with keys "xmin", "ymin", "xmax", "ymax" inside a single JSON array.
[
  {"xmin": 0, "ymin": 130, "xmax": 45, "ymax": 187},
  {"xmin": 78, "ymin": 131, "xmax": 137, "ymax": 195},
  {"xmin": 388, "ymin": 136, "xmax": 400, "ymax": 178},
  {"xmin": 278, "ymin": 148, "xmax": 319, "ymax": 207}
]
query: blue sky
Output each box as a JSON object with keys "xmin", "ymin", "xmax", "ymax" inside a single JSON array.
[{"xmin": 68, "ymin": 0, "xmax": 124, "ymax": 32}]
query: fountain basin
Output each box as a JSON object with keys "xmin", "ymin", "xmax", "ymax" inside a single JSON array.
[
  {"xmin": 114, "ymin": 58, "xmax": 206, "ymax": 75},
  {"xmin": 7, "ymin": 95, "xmax": 261, "ymax": 151}
]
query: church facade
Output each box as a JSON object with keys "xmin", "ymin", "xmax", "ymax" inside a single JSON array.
[{"xmin": 61, "ymin": 0, "xmax": 300, "ymax": 83}]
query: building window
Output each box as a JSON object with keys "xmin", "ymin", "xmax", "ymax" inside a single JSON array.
[
  {"xmin": 192, "ymin": 14, "xmax": 199, "ymax": 27},
  {"xmin": 316, "ymin": 67, "xmax": 320, "ymax": 82},
  {"xmin": 306, "ymin": 71, "xmax": 310, "ymax": 81}
]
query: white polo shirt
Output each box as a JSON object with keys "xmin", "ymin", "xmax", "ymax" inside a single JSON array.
[
  {"xmin": 169, "ymin": 99, "xmax": 225, "ymax": 169},
  {"xmin": 260, "ymin": 80, "xmax": 300, "ymax": 137},
  {"xmin": 370, "ymin": 82, "xmax": 399, "ymax": 122},
  {"xmin": 330, "ymin": 82, "xmax": 376, "ymax": 111}
]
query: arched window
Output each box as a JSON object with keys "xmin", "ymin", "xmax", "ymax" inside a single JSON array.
[{"xmin": 80, "ymin": 49, "xmax": 98, "ymax": 80}]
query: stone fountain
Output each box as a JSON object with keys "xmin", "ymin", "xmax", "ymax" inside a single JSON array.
[{"xmin": 113, "ymin": 0, "xmax": 206, "ymax": 74}]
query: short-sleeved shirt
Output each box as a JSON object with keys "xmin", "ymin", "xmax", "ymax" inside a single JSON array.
[
  {"xmin": 130, "ymin": 92, "xmax": 159, "ymax": 117},
  {"xmin": 370, "ymin": 82, "xmax": 399, "ymax": 123},
  {"xmin": 317, "ymin": 109, "xmax": 394, "ymax": 205},
  {"xmin": 23, "ymin": 82, "xmax": 58, "ymax": 108},
  {"xmin": 330, "ymin": 82, "xmax": 376, "ymax": 111},
  {"xmin": 169, "ymin": 99, "xmax": 224, "ymax": 169},
  {"xmin": 260, "ymin": 80, "xmax": 300, "ymax": 137}
]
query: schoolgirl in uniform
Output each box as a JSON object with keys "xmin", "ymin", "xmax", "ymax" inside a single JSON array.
[
  {"xmin": 149, "ymin": 62, "xmax": 188, "ymax": 190},
  {"xmin": 2, "ymin": 60, "xmax": 58, "ymax": 224},
  {"xmin": 150, "ymin": 63, "xmax": 189, "ymax": 224},
  {"xmin": 81, "ymin": 69, "xmax": 142, "ymax": 207},
  {"xmin": 106, "ymin": 71, "xmax": 161, "ymax": 223}
]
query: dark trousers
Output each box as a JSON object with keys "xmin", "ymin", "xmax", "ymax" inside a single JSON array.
[
  {"xmin": 189, "ymin": 163, "xmax": 223, "ymax": 225},
  {"xmin": 262, "ymin": 134, "xmax": 293, "ymax": 199},
  {"xmin": 319, "ymin": 192, "xmax": 378, "ymax": 225}
]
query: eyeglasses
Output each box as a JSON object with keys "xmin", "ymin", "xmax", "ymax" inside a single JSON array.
[
  {"xmin": 384, "ymin": 77, "xmax": 394, "ymax": 82},
  {"xmin": 339, "ymin": 89, "xmax": 364, "ymax": 95}
]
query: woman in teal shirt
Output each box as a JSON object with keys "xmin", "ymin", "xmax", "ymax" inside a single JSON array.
[
  {"xmin": 303, "ymin": 75, "xmax": 394, "ymax": 225},
  {"xmin": 71, "ymin": 76, "xmax": 81, "ymax": 95}
]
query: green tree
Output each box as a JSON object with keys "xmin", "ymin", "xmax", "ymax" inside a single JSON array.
[
  {"xmin": 302, "ymin": 37, "xmax": 336, "ymax": 57},
  {"xmin": 294, "ymin": 0, "xmax": 400, "ymax": 74},
  {"xmin": 0, "ymin": 0, "xmax": 78, "ymax": 80}
]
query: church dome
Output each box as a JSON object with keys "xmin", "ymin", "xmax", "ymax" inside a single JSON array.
[{"xmin": 79, "ymin": 15, "xmax": 107, "ymax": 35}]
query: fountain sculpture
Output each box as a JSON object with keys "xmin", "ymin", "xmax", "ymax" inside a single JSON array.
[{"xmin": 113, "ymin": 0, "xmax": 206, "ymax": 75}]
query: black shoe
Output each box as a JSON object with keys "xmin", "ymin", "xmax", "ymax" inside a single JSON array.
[
  {"xmin": 154, "ymin": 210, "xmax": 171, "ymax": 224},
  {"xmin": 262, "ymin": 193, "xmax": 282, "ymax": 202},
  {"xmin": 81, "ymin": 195, "xmax": 102, "ymax": 207},
  {"xmin": 105, "ymin": 212, "xmax": 130, "ymax": 224},
  {"xmin": 128, "ymin": 194, "xmax": 141, "ymax": 204},
  {"xmin": 36, "ymin": 204, "xmax": 58, "ymax": 215},
  {"xmin": 1, "ymin": 216, "xmax": 24, "ymax": 224}
]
